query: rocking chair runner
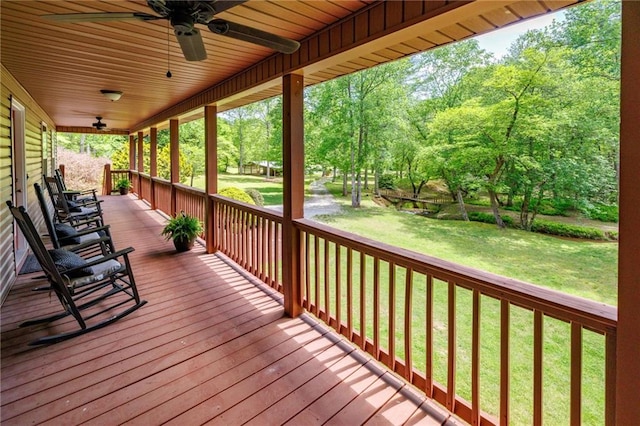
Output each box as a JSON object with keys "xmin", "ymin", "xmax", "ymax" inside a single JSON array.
[{"xmin": 6, "ymin": 202, "xmax": 147, "ymax": 345}]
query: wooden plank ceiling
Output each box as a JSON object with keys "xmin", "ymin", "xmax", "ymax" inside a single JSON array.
[{"xmin": 1, "ymin": 0, "xmax": 579, "ymax": 133}]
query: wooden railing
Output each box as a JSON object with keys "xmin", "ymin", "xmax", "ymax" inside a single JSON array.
[
  {"xmin": 103, "ymin": 167, "xmax": 130, "ymax": 195},
  {"xmin": 379, "ymin": 188, "xmax": 450, "ymax": 205},
  {"xmin": 106, "ymin": 165, "xmax": 617, "ymax": 425},
  {"xmin": 152, "ymin": 178, "xmax": 172, "ymax": 215},
  {"xmin": 130, "ymin": 170, "xmax": 139, "ymax": 195},
  {"xmin": 175, "ymin": 184, "xmax": 206, "ymax": 238},
  {"xmin": 139, "ymin": 173, "xmax": 152, "ymax": 202},
  {"xmin": 294, "ymin": 218, "xmax": 616, "ymax": 425},
  {"xmin": 212, "ymin": 195, "xmax": 283, "ymax": 292}
]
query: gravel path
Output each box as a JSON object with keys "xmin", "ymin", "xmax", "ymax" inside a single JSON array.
[{"xmin": 267, "ymin": 177, "xmax": 341, "ymax": 218}]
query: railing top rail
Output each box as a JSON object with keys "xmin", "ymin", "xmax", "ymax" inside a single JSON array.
[
  {"xmin": 211, "ymin": 194, "xmax": 284, "ymax": 223},
  {"xmin": 174, "ymin": 183, "xmax": 206, "ymax": 197},
  {"xmin": 295, "ymin": 218, "xmax": 617, "ymax": 333},
  {"xmin": 151, "ymin": 176, "xmax": 171, "ymax": 185}
]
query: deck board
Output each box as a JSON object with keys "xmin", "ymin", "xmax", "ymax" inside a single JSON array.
[{"xmin": 1, "ymin": 195, "xmax": 456, "ymax": 425}]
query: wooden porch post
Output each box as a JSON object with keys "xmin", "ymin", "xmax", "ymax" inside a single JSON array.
[
  {"xmin": 103, "ymin": 163, "xmax": 111, "ymax": 195},
  {"xmin": 617, "ymin": 1, "xmax": 640, "ymax": 424},
  {"xmin": 170, "ymin": 118, "xmax": 179, "ymax": 217},
  {"xmin": 204, "ymin": 105, "xmax": 218, "ymax": 253},
  {"xmin": 137, "ymin": 130, "xmax": 144, "ymax": 199},
  {"xmin": 128, "ymin": 134, "xmax": 135, "ymax": 172},
  {"xmin": 282, "ymin": 73, "xmax": 304, "ymax": 317},
  {"xmin": 150, "ymin": 127, "xmax": 158, "ymax": 210}
]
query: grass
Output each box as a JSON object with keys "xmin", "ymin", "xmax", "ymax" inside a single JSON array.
[
  {"xmin": 190, "ymin": 171, "xmax": 318, "ymax": 206},
  {"xmin": 321, "ymin": 183, "xmax": 618, "ymax": 306}
]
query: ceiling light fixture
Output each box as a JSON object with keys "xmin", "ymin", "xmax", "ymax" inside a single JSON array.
[{"xmin": 100, "ymin": 89, "xmax": 123, "ymax": 101}]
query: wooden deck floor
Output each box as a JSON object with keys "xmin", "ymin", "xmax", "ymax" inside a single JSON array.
[{"xmin": 1, "ymin": 195, "xmax": 459, "ymax": 425}]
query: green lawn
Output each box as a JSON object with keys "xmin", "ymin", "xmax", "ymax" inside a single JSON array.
[
  {"xmin": 321, "ymin": 182, "xmax": 617, "ymax": 306},
  {"xmin": 191, "ymin": 171, "xmax": 318, "ymax": 206}
]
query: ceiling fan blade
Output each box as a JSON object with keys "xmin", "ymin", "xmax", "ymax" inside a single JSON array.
[
  {"xmin": 41, "ymin": 12, "xmax": 160, "ymax": 23},
  {"xmin": 207, "ymin": 19, "xmax": 300, "ymax": 54},
  {"xmin": 175, "ymin": 28, "xmax": 208, "ymax": 61}
]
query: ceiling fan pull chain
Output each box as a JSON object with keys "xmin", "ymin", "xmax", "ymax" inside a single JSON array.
[{"xmin": 166, "ymin": 21, "xmax": 172, "ymax": 78}]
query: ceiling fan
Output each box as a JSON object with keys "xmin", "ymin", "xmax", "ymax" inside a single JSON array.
[
  {"xmin": 41, "ymin": 0, "xmax": 300, "ymax": 61},
  {"xmin": 92, "ymin": 117, "xmax": 107, "ymax": 131}
]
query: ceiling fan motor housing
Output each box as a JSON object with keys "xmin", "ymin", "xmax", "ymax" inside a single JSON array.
[{"xmin": 92, "ymin": 117, "xmax": 107, "ymax": 130}]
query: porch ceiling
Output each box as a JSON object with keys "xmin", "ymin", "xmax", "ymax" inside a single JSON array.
[{"xmin": 1, "ymin": 0, "xmax": 578, "ymax": 133}]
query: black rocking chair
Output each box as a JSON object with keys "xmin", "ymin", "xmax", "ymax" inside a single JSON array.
[
  {"xmin": 43, "ymin": 175, "xmax": 104, "ymax": 226},
  {"xmin": 6, "ymin": 201, "xmax": 147, "ymax": 345},
  {"xmin": 35, "ymin": 182, "xmax": 114, "ymax": 255},
  {"xmin": 54, "ymin": 168, "xmax": 99, "ymax": 202}
]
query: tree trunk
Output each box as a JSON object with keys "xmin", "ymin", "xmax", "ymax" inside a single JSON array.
[
  {"xmin": 342, "ymin": 171, "xmax": 348, "ymax": 196},
  {"xmin": 350, "ymin": 139, "xmax": 357, "ymax": 206},
  {"xmin": 520, "ymin": 187, "xmax": 532, "ymax": 230},
  {"xmin": 355, "ymin": 172, "xmax": 362, "ymax": 206},
  {"xmin": 457, "ymin": 187, "xmax": 469, "ymax": 221},
  {"xmin": 238, "ymin": 124, "xmax": 244, "ymax": 174},
  {"xmin": 488, "ymin": 188, "xmax": 506, "ymax": 229}
]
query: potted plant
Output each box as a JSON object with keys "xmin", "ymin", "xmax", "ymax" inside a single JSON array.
[
  {"xmin": 161, "ymin": 211, "xmax": 203, "ymax": 252},
  {"xmin": 115, "ymin": 178, "xmax": 132, "ymax": 195}
]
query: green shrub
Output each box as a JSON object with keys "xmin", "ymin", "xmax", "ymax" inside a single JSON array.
[
  {"xmin": 531, "ymin": 220, "xmax": 607, "ymax": 240},
  {"xmin": 378, "ymin": 174, "xmax": 395, "ymax": 190},
  {"xmin": 219, "ymin": 187, "xmax": 255, "ymax": 205},
  {"xmin": 244, "ymin": 188, "xmax": 264, "ymax": 207},
  {"xmin": 581, "ymin": 203, "xmax": 619, "ymax": 223},
  {"xmin": 501, "ymin": 198, "xmax": 573, "ymax": 216},
  {"xmin": 468, "ymin": 212, "xmax": 514, "ymax": 227},
  {"xmin": 466, "ymin": 198, "xmax": 491, "ymax": 207}
]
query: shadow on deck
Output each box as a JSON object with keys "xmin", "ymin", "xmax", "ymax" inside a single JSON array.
[{"xmin": 1, "ymin": 195, "xmax": 459, "ymax": 425}]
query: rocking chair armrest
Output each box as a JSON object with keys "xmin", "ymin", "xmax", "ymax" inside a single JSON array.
[
  {"xmin": 71, "ymin": 188, "xmax": 97, "ymax": 196},
  {"xmin": 72, "ymin": 224, "xmax": 110, "ymax": 238},
  {"xmin": 65, "ymin": 217, "xmax": 104, "ymax": 229},
  {"xmin": 73, "ymin": 199, "xmax": 103, "ymax": 208},
  {"xmin": 65, "ymin": 236, "xmax": 112, "ymax": 253},
  {"xmin": 83, "ymin": 247, "xmax": 135, "ymax": 267}
]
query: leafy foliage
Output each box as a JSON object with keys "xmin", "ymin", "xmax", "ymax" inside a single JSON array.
[
  {"xmin": 115, "ymin": 178, "xmax": 131, "ymax": 190},
  {"xmin": 378, "ymin": 174, "xmax": 395, "ymax": 190},
  {"xmin": 580, "ymin": 202, "xmax": 619, "ymax": 223},
  {"xmin": 531, "ymin": 220, "xmax": 610, "ymax": 240},
  {"xmin": 244, "ymin": 189, "xmax": 264, "ymax": 206},
  {"xmin": 219, "ymin": 187, "xmax": 255, "ymax": 205},
  {"xmin": 468, "ymin": 212, "xmax": 514, "ymax": 227},
  {"xmin": 161, "ymin": 211, "xmax": 203, "ymax": 241}
]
